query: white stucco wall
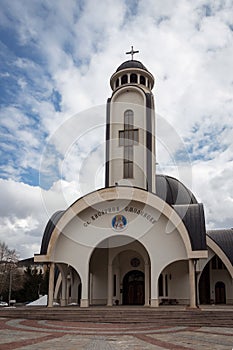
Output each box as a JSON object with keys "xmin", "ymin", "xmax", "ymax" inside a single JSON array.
[{"xmin": 108, "ymin": 87, "xmax": 155, "ymax": 191}]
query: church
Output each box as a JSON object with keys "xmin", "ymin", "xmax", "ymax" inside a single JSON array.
[{"xmin": 35, "ymin": 48, "xmax": 233, "ymax": 308}]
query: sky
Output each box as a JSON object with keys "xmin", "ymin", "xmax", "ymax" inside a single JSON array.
[{"xmin": 0, "ymin": 0, "xmax": 233, "ymax": 259}]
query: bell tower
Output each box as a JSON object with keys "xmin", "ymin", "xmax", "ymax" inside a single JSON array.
[{"xmin": 105, "ymin": 48, "xmax": 156, "ymax": 193}]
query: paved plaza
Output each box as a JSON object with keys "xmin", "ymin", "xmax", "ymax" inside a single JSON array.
[{"xmin": 1, "ymin": 315, "xmax": 233, "ymax": 350}]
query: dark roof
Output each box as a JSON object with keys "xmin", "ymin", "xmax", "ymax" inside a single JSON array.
[
  {"xmin": 40, "ymin": 210, "xmax": 65, "ymax": 255},
  {"xmin": 156, "ymin": 174, "xmax": 198, "ymax": 205},
  {"xmin": 207, "ymin": 229, "xmax": 233, "ymax": 264},
  {"xmin": 18, "ymin": 257, "xmax": 37, "ymax": 266},
  {"xmin": 173, "ymin": 204, "xmax": 207, "ymax": 251},
  {"xmin": 116, "ymin": 60, "xmax": 148, "ymax": 72}
]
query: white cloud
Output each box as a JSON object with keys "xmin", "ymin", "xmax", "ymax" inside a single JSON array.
[{"xmin": 0, "ymin": 0, "xmax": 233, "ymax": 258}]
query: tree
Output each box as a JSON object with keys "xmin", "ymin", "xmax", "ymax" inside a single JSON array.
[
  {"xmin": 19, "ymin": 266, "xmax": 46, "ymax": 302},
  {"xmin": 0, "ymin": 241, "xmax": 19, "ymax": 301}
]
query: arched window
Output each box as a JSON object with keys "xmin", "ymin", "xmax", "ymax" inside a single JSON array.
[
  {"xmin": 116, "ymin": 78, "xmax": 119, "ymax": 88},
  {"xmin": 124, "ymin": 109, "xmax": 134, "ymax": 129},
  {"xmin": 121, "ymin": 74, "xmax": 128, "ymax": 85},
  {"xmin": 130, "ymin": 73, "xmax": 137, "ymax": 83},
  {"xmin": 140, "ymin": 75, "xmax": 145, "ymax": 85},
  {"xmin": 119, "ymin": 110, "xmax": 138, "ymax": 179}
]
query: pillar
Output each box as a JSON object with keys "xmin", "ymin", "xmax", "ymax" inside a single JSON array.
[
  {"xmin": 150, "ymin": 269, "xmax": 159, "ymax": 307},
  {"xmin": 116, "ymin": 267, "xmax": 120, "ymax": 302},
  {"xmin": 107, "ymin": 263, "xmax": 113, "ymax": 306},
  {"xmin": 188, "ymin": 259, "xmax": 197, "ymax": 308},
  {"xmin": 80, "ymin": 270, "xmax": 89, "ymax": 307},
  {"xmin": 59, "ymin": 266, "xmax": 67, "ymax": 306},
  {"xmin": 71, "ymin": 271, "xmax": 79, "ymax": 304},
  {"xmin": 144, "ymin": 262, "xmax": 150, "ymax": 306},
  {"xmin": 48, "ymin": 262, "xmax": 55, "ymax": 308}
]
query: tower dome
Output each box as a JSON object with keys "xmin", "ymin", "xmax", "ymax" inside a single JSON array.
[
  {"xmin": 116, "ymin": 60, "xmax": 148, "ymax": 72},
  {"xmin": 110, "ymin": 51, "xmax": 154, "ymax": 92}
]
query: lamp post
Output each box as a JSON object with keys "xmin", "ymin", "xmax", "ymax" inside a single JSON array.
[{"xmin": 8, "ymin": 268, "xmax": 12, "ymax": 306}]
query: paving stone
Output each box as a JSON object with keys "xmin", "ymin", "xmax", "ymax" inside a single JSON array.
[{"xmin": 1, "ymin": 309, "xmax": 233, "ymax": 350}]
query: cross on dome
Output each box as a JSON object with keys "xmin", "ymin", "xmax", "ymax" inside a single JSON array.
[{"xmin": 126, "ymin": 46, "xmax": 139, "ymax": 60}]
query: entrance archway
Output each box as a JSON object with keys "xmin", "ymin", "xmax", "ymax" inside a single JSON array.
[
  {"xmin": 123, "ymin": 270, "xmax": 145, "ymax": 305},
  {"xmin": 215, "ymin": 281, "xmax": 226, "ymax": 304}
]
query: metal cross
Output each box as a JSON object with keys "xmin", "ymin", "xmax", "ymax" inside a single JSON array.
[{"xmin": 126, "ymin": 46, "xmax": 139, "ymax": 60}]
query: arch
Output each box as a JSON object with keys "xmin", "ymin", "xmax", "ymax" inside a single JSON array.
[
  {"xmin": 54, "ymin": 263, "xmax": 82, "ymax": 306},
  {"xmin": 88, "ymin": 236, "xmax": 150, "ymax": 306},
  {"xmin": 130, "ymin": 73, "xmax": 137, "ymax": 83},
  {"xmin": 140, "ymin": 75, "xmax": 145, "ymax": 85},
  {"xmin": 121, "ymin": 74, "xmax": 128, "ymax": 85},
  {"xmin": 38, "ymin": 186, "xmax": 204, "ymax": 262},
  {"xmin": 116, "ymin": 78, "xmax": 119, "ymax": 88},
  {"xmin": 215, "ymin": 281, "xmax": 226, "ymax": 304},
  {"xmin": 158, "ymin": 259, "xmax": 189, "ymax": 305},
  {"xmin": 110, "ymin": 84, "xmax": 147, "ymax": 108},
  {"xmin": 123, "ymin": 270, "xmax": 145, "ymax": 305},
  {"xmin": 124, "ymin": 109, "xmax": 134, "ymax": 129},
  {"xmin": 206, "ymin": 236, "xmax": 233, "ymax": 278}
]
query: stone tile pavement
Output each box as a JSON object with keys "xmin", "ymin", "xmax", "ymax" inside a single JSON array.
[{"xmin": 1, "ymin": 317, "xmax": 233, "ymax": 350}]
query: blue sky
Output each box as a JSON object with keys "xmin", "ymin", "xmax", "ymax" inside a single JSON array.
[{"xmin": 0, "ymin": 0, "xmax": 233, "ymax": 258}]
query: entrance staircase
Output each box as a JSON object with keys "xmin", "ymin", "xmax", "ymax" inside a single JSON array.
[{"xmin": 1, "ymin": 306, "xmax": 233, "ymax": 327}]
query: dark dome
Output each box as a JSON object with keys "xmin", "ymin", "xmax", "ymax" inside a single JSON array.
[
  {"xmin": 156, "ymin": 174, "xmax": 198, "ymax": 206},
  {"xmin": 116, "ymin": 60, "xmax": 148, "ymax": 72}
]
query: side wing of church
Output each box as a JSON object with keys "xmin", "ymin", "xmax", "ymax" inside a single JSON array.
[{"xmin": 35, "ymin": 50, "xmax": 233, "ymax": 308}]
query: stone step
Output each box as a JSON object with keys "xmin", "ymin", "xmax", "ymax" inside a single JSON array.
[{"xmin": 1, "ymin": 307, "xmax": 233, "ymax": 327}]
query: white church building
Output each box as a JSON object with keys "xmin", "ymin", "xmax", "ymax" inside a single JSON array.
[{"xmin": 35, "ymin": 48, "xmax": 233, "ymax": 308}]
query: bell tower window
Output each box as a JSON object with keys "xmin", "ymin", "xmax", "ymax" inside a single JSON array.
[
  {"xmin": 121, "ymin": 74, "xmax": 128, "ymax": 85},
  {"xmin": 130, "ymin": 73, "xmax": 137, "ymax": 83},
  {"xmin": 140, "ymin": 75, "xmax": 145, "ymax": 85},
  {"xmin": 119, "ymin": 110, "xmax": 139, "ymax": 179}
]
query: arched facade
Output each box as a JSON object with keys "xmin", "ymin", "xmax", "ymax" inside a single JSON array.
[
  {"xmin": 35, "ymin": 186, "xmax": 207, "ymax": 307},
  {"xmin": 35, "ymin": 54, "xmax": 233, "ymax": 308}
]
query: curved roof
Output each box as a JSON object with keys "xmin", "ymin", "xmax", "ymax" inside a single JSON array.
[
  {"xmin": 173, "ymin": 203, "xmax": 206, "ymax": 251},
  {"xmin": 40, "ymin": 210, "xmax": 65, "ymax": 255},
  {"xmin": 116, "ymin": 60, "xmax": 148, "ymax": 72},
  {"xmin": 207, "ymin": 229, "xmax": 233, "ymax": 264},
  {"xmin": 156, "ymin": 174, "xmax": 198, "ymax": 205}
]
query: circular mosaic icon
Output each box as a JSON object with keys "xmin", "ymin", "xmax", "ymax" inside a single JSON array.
[
  {"xmin": 112, "ymin": 215, "xmax": 127, "ymax": 231},
  {"xmin": 131, "ymin": 257, "xmax": 140, "ymax": 267}
]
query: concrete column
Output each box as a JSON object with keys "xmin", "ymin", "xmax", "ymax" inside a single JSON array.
[
  {"xmin": 150, "ymin": 270, "xmax": 159, "ymax": 307},
  {"xmin": 144, "ymin": 262, "xmax": 150, "ymax": 306},
  {"xmin": 107, "ymin": 263, "xmax": 113, "ymax": 306},
  {"xmin": 80, "ymin": 269, "xmax": 89, "ymax": 307},
  {"xmin": 116, "ymin": 267, "xmax": 120, "ymax": 302},
  {"xmin": 89, "ymin": 273, "xmax": 93, "ymax": 305},
  {"xmin": 189, "ymin": 259, "xmax": 197, "ymax": 308},
  {"xmin": 48, "ymin": 262, "xmax": 55, "ymax": 308},
  {"xmin": 60, "ymin": 267, "xmax": 67, "ymax": 306},
  {"xmin": 71, "ymin": 271, "xmax": 79, "ymax": 304}
]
